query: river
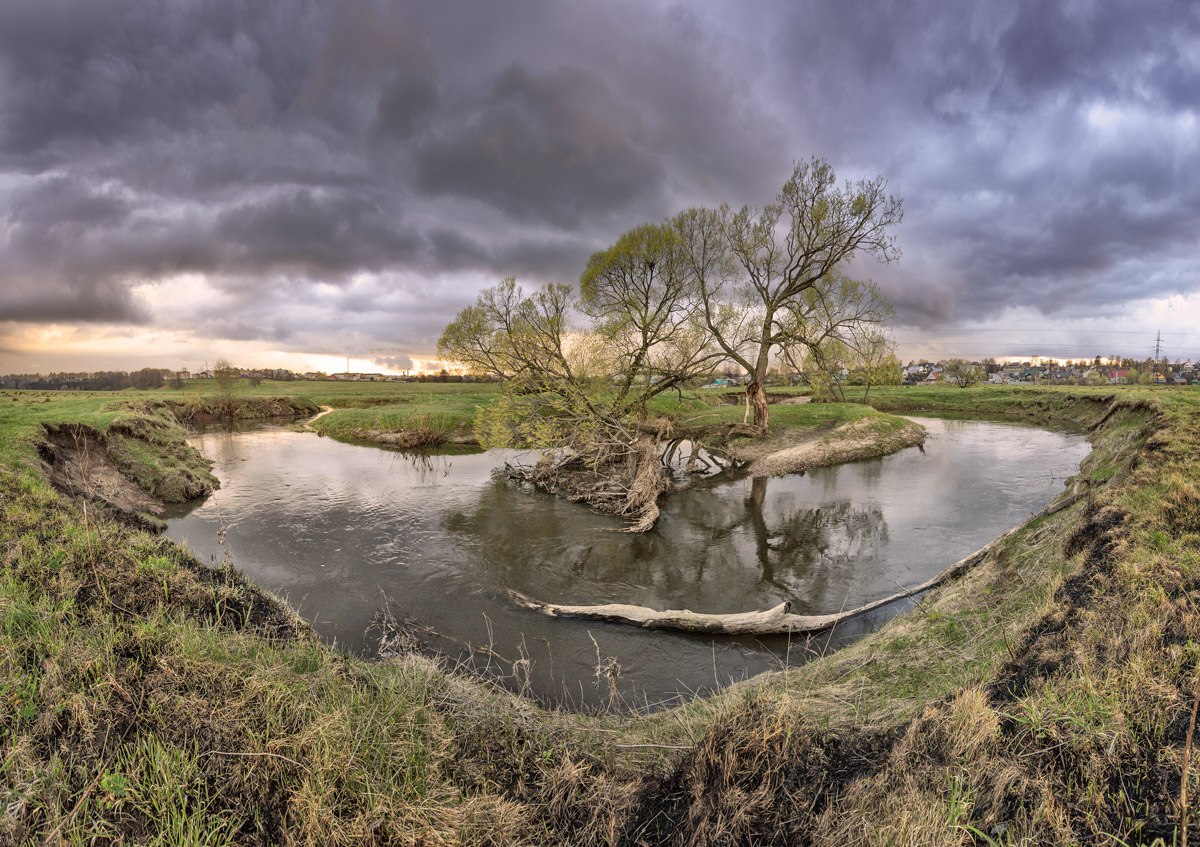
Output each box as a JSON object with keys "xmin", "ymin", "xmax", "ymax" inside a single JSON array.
[{"xmin": 165, "ymin": 416, "xmax": 1090, "ymax": 711}]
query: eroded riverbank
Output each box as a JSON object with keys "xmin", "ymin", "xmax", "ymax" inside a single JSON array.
[{"xmin": 6, "ymin": 385, "xmax": 1197, "ymax": 844}]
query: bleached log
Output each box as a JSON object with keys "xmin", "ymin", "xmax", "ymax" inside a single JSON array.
[
  {"xmin": 511, "ymin": 492, "xmax": 1087, "ymax": 636},
  {"xmin": 509, "ymin": 595, "xmax": 849, "ymax": 635}
]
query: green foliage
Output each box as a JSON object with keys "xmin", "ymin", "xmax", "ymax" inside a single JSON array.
[
  {"xmin": 805, "ymin": 338, "xmax": 851, "ymax": 402},
  {"xmin": 438, "ymin": 273, "xmax": 717, "ymax": 478},
  {"xmin": 943, "ymin": 358, "xmax": 984, "ymax": 388},
  {"xmin": 671, "ymin": 158, "xmax": 903, "ymax": 428},
  {"xmin": 211, "ymin": 358, "xmax": 240, "ymax": 403}
]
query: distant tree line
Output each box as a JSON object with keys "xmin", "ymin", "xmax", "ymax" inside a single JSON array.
[
  {"xmin": 0, "ymin": 367, "xmax": 500, "ymax": 391},
  {"xmin": 0, "ymin": 369, "xmax": 172, "ymax": 391}
]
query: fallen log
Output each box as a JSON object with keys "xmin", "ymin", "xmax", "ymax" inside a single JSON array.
[{"xmin": 510, "ymin": 491, "xmax": 1088, "ymax": 636}]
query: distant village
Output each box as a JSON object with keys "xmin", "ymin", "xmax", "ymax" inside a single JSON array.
[{"xmin": 899, "ymin": 358, "xmax": 1199, "ymax": 386}]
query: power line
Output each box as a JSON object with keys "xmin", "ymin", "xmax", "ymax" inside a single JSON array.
[
  {"xmin": 892, "ymin": 342, "xmax": 1186, "ymax": 352},
  {"xmin": 890, "ymin": 327, "xmax": 1200, "ymax": 338}
]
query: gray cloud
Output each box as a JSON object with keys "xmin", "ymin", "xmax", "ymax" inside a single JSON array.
[
  {"xmin": 414, "ymin": 64, "xmax": 665, "ymax": 225},
  {"xmin": 211, "ymin": 188, "xmax": 422, "ymax": 275},
  {"xmin": 740, "ymin": 0, "xmax": 1200, "ymax": 324},
  {"xmin": 373, "ymin": 354, "xmax": 414, "ymax": 372},
  {"xmin": 1, "ymin": 0, "xmax": 1198, "ymax": 361}
]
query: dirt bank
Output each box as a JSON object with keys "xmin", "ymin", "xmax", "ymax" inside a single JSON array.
[
  {"xmin": 732, "ymin": 414, "xmax": 926, "ymax": 476},
  {"xmin": 34, "ymin": 400, "xmax": 231, "ymax": 530},
  {"xmin": 129, "ymin": 394, "xmax": 322, "ymax": 424},
  {"xmin": 37, "ymin": 422, "xmax": 169, "ymax": 528}
]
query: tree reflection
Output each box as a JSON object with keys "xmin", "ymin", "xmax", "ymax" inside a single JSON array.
[
  {"xmin": 742, "ymin": 474, "xmax": 889, "ymax": 606},
  {"xmin": 448, "ymin": 468, "xmax": 891, "ymax": 616}
]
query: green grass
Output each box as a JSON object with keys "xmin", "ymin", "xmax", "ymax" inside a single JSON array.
[
  {"xmin": 201, "ymin": 378, "xmax": 499, "ymax": 410},
  {"xmin": 0, "ymin": 391, "xmax": 127, "ymax": 468},
  {"xmin": 646, "ymin": 388, "xmax": 879, "ymax": 429},
  {"xmin": 5, "ymin": 381, "xmax": 1200, "ymax": 843},
  {"xmin": 0, "ymin": 460, "xmax": 620, "ymax": 844},
  {"xmin": 308, "ymin": 387, "xmax": 498, "ymax": 442},
  {"xmin": 300, "ymin": 379, "xmax": 890, "ymax": 450}
]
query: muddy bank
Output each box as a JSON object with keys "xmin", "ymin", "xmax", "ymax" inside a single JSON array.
[
  {"xmin": 731, "ymin": 414, "xmax": 926, "ymax": 476},
  {"xmin": 187, "ymin": 394, "xmax": 321, "ymax": 422},
  {"xmin": 37, "ymin": 409, "xmax": 220, "ymax": 529},
  {"xmin": 127, "ymin": 394, "xmax": 322, "ymax": 425},
  {"xmin": 38, "ymin": 423, "xmax": 170, "ymax": 529}
]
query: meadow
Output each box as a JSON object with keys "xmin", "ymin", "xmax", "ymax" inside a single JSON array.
[{"xmin": 1, "ymin": 381, "xmax": 1198, "ymax": 843}]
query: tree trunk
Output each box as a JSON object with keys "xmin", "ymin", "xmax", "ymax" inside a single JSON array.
[
  {"xmin": 750, "ymin": 329, "xmax": 773, "ymax": 431},
  {"xmin": 747, "ymin": 381, "xmax": 769, "ymax": 432}
]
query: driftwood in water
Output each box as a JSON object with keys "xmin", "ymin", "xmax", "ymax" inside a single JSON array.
[
  {"xmin": 506, "ymin": 435, "xmax": 668, "ymax": 533},
  {"xmin": 511, "ymin": 491, "xmax": 1087, "ymax": 636}
]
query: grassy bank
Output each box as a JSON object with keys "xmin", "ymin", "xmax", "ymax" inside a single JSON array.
[
  {"xmin": 306, "ymin": 386, "xmax": 493, "ymax": 449},
  {"xmin": 2, "ymin": 384, "xmax": 1199, "ymax": 843},
  {"xmin": 612, "ymin": 387, "xmax": 1199, "ymax": 843},
  {"xmin": 291, "ymin": 380, "xmax": 920, "ymax": 462},
  {"xmin": 0, "ymin": 390, "xmax": 626, "ymax": 844}
]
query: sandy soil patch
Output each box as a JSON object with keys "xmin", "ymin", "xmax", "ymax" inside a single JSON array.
[{"xmin": 734, "ymin": 416, "xmax": 926, "ymax": 477}]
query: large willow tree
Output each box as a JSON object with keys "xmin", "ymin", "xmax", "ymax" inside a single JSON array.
[{"xmin": 438, "ymin": 157, "xmax": 903, "ymax": 529}]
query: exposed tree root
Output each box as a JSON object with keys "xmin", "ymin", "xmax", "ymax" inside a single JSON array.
[
  {"xmin": 506, "ymin": 434, "xmax": 671, "ymax": 532},
  {"xmin": 511, "ymin": 490, "xmax": 1089, "ymax": 635}
]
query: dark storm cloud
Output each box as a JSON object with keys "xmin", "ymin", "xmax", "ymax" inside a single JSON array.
[
  {"xmin": 1, "ymin": 0, "xmax": 1198, "ymax": 354},
  {"xmin": 414, "ymin": 65, "xmax": 664, "ymax": 225},
  {"xmin": 0, "ymin": 278, "xmax": 148, "ymax": 324},
  {"xmin": 211, "ymin": 188, "xmax": 423, "ymax": 275},
  {"xmin": 0, "ymin": 0, "xmax": 783, "ymax": 349},
  {"xmin": 426, "ymin": 228, "xmax": 596, "ymax": 281},
  {"xmin": 714, "ymin": 0, "xmax": 1199, "ymax": 325}
]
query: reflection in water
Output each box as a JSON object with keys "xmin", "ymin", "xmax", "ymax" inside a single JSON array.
[
  {"xmin": 166, "ymin": 417, "xmax": 1091, "ymax": 711},
  {"xmin": 747, "ymin": 480, "xmax": 889, "ymax": 599}
]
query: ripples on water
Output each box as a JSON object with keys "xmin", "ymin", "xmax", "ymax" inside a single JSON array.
[{"xmin": 165, "ymin": 417, "xmax": 1091, "ymax": 711}]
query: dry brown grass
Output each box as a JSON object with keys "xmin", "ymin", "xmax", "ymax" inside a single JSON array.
[{"xmin": 7, "ymin": 388, "xmax": 1200, "ymax": 845}]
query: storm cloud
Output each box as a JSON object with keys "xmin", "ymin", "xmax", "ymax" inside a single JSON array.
[{"xmin": 1, "ymin": 0, "xmax": 1199, "ymax": 365}]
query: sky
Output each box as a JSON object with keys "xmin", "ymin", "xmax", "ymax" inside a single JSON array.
[{"xmin": 1, "ymin": 0, "xmax": 1199, "ymax": 374}]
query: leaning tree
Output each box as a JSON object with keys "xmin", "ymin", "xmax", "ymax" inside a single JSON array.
[
  {"xmin": 438, "ymin": 224, "xmax": 723, "ymax": 531},
  {"xmin": 675, "ymin": 156, "xmax": 903, "ymax": 430}
]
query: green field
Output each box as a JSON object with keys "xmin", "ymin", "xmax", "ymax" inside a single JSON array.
[{"xmin": 2, "ymin": 382, "xmax": 1199, "ymax": 843}]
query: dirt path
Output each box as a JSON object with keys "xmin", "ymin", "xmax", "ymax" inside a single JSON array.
[{"xmin": 302, "ymin": 405, "xmax": 335, "ymax": 430}]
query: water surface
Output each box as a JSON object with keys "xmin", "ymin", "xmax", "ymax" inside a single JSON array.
[{"xmin": 166, "ymin": 417, "xmax": 1089, "ymax": 710}]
